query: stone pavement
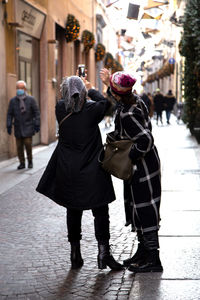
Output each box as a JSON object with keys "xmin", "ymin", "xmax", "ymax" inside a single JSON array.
[{"xmin": 0, "ymin": 115, "xmax": 200, "ymax": 300}]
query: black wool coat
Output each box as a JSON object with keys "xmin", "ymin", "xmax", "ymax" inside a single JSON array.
[
  {"xmin": 153, "ymin": 93, "xmax": 164, "ymax": 113},
  {"xmin": 7, "ymin": 96, "xmax": 40, "ymax": 138},
  {"xmin": 36, "ymin": 89, "xmax": 116, "ymax": 210}
]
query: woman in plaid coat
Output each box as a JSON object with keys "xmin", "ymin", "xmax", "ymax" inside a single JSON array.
[{"xmin": 100, "ymin": 69, "xmax": 163, "ymax": 273}]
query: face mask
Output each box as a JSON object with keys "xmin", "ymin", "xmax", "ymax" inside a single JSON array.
[{"xmin": 16, "ymin": 89, "xmax": 25, "ymax": 96}]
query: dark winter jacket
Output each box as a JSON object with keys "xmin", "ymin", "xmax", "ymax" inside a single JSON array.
[
  {"xmin": 163, "ymin": 94, "xmax": 176, "ymax": 111},
  {"xmin": 7, "ymin": 95, "xmax": 40, "ymax": 138},
  {"xmin": 153, "ymin": 93, "xmax": 164, "ymax": 112},
  {"xmin": 36, "ymin": 89, "xmax": 116, "ymax": 210}
]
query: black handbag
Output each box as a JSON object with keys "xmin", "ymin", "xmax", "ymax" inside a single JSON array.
[{"xmin": 98, "ymin": 131, "xmax": 133, "ymax": 181}]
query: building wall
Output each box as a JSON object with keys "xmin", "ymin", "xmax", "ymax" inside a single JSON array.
[{"xmin": 0, "ymin": 2, "xmax": 9, "ymax": 160}]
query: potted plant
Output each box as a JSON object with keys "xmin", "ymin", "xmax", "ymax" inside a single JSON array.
[
  {"xmin": 95, "ymin": 43, "xmax": 106, "ymax": 61},
  {"xmin": 65, "ymin": 14, "xmax": 80, "ymax": 43},
  {"xmin": 81, "ymin": 30, "xmax": 95, "ymax": 53}
]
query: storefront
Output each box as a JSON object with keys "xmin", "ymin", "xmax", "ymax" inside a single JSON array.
[{"xmin": 15, "ymin": 0, "xmax": 46, "ymax": 145}]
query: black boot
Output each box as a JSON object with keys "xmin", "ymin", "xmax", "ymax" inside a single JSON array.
[
  {"xmin": 128, "ymin": 231, "xmax": 163, "ymax": 273},
  {"xmin": 123, "ymin": 231, "xmax": 147, "ymax": 267},
  {"xmin": 70, "ymin": 241, "xmax": 83, "ymax": 269},
  {"xmin": 28, "ymin": 161, "xmax": 33, "ymax": 168},
  {"xmin": 98, "ymin": 242, "xmax": 124, "ymax": 271},
  {"xmin": 17, "ymin": 163, "xmax": 25, "ymax": 170}
]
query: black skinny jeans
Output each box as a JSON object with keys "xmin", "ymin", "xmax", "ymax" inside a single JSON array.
[{"xmin": 66, "ymin": 205, "xmax": 110, "ymax": 243}]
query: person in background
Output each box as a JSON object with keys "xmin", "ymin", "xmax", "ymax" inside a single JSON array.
[
  {"xmin": 153, "ymin": 88, "xmax": 164, "ymax": 125},
  {"xmin": 133, "ymin": 89, "xmax": 138, "ymax": 95},
  {"xmin": 6, "ymin": 80, "xmax": 40, "ymax": 169},
  {"xmin": 103, "ymin": 92, "xmax": 117, "ymax": 128},
  {"xmin": 100, "ymin": 69, "xmax": 163, "ymax": 273},
  {"xmin": 147, "ymin": 92, "xmax": 154, "ymax": 118},
  {"xmin": 176, "ymin": 101, "xmax": 184, "ymax": 124},
  {"xmin": 163, "ymin": 90, "xmax": 176, "ymax": 124},
  {"xmin": 141, "ymin": 92, "xmax": 151, "ymax": 116},
  {"xmin": 36, "ymin": 75, "xmax": 124, "ymax": 271}
]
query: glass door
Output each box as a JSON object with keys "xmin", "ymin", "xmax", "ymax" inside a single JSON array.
[{"xmin": 18, "ymin": 32, "xmax": 40, "ymax": 145}]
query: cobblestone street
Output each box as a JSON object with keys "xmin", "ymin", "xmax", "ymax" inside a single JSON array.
[{"xmin": 0, "ymin": 116, "xmax": 200, "ymax": 299}]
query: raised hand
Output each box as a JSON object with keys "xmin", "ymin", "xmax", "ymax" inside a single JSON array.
[
  {"xmin": 100, "ymin": 68, "xmax": 111, "ymax": 87},
  {"xmin": 81, "ymin": 76, "xmax": 93, "ymax": 90}
]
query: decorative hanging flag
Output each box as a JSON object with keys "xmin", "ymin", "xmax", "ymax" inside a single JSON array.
[
  {"xmin": 106, "ymin": 0, "xmax": 119, "ymax": 8},
  {"xmin": 155, "ymin": 14, "xmax": 163, "ymax": 20},
  {"xmin": 142, "ymin": 32, "xmax": 152, "ymax": 39},
  {"xmin": 144, "ymin": 0, "xmax": 168, "ymax": 10},
  {"xmin": 145, "ymin": 28, "xmax": 160, "ymax": 33},
  {"xmin": 141, "ymin": 13, "xmax": 155, "ymax": 19},
  {"xmin": 127, "ymin": 3, "xmax": 140, "ymax": 20}
]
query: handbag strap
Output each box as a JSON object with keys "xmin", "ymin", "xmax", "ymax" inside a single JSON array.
[{"xmin": 59, "ymin": 112, "xmax": 72, "ymax": 127}]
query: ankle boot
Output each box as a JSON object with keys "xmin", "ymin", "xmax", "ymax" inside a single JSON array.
[
  {"xmin": 70, "ymin": 241, "xmax": 83, "ymax": 269},
  {"xmin": 28, "ymin": 161, "xmax": 33, "ymax": 168},
  {"xmin": 97, "ymin": 242, "xmax": 124, "ymax": 271},
  {"xmin": 128, "ymin": 231, "xmax": 163, "ymax": 273},
  {"xmin": 17, "ymin": 163, "xmax": 25, "ymax": 170},
  {"xmin": 123, "ymin": 231, "xmax": 147, "ymax": 267}
]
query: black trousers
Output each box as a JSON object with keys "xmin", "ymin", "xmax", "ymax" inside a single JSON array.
[{"xmin": 66, "ymin": 205, "xmax": 110, "ymax": 243}]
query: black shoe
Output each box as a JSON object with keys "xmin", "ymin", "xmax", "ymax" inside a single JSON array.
[
  {"xmin": 123, "ymin": 244, "xmax": 147, "ymax": 267},
  {"xmin": 128, "ymin": 231, "xmax": 163, "ymax": 273},
  {"xmin": 128, "ymin": 250, "xmax": 163, "ymax": 273},
  {"xmin": 128, "ymin": 262, "xmax": 163, "ymax": 273},
  {"xmin": 98, "ymin": 243, "xmax": 124, "ymax": 271},
  {"xmin": 70, "ymin": 241, "xmax": 84, "ymax": 269},
  {"xmin": 28, "ymin": 161, "xmax": 33, "ymax": 168},
  {"xmin": 17, "ymin": 163, "xmax": 25, "ymax": 170},
  {"xmin": 123, "ymin": 230, "xmax": 147, "ymax": 267}
]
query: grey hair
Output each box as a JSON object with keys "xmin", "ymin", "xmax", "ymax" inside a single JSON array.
[{"xmin": 16, "ymin": 80, "xmax": 26, "ymax": 88}]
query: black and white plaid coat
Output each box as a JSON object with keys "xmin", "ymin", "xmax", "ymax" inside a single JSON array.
[{"xmin": 111, "ymin": 93, "xmax": 161, "ymax": 233}]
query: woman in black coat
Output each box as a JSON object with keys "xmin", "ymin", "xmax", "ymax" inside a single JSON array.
[
  {"xmin": 100, "ymin": 69, "xmax": 163, "ymax": 273},
  {"xmin": 36, "ymin": 75, "xmax": 123, "ymax": 271}
]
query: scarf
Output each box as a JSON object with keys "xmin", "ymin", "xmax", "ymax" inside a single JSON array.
[
  {"xmin": 60, "ymin": 76, "xmax": 87, "ymax": 113},
  {"xmin": 17, "ymin": 93, "xmax": 27, "ymax": 113}
]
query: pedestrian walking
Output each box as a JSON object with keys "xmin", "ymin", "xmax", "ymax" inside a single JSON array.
[
  {"xmin": 163, "ymin": 90, "xmax": 176, "ymax": 124},
  {"xmin": 153, "ymin": 88, "xmax": 164, "ymax": 125},
  {"xmin": 36, "ymin": 75, "xmax": 123, "ymax": 271},
  {"xmin": 100, "ymin": 69, "xmax": 163, "ymax": 273},
  {"xmin": 6, "ymin": 80, "xmax": 40, "ymax": 169}
]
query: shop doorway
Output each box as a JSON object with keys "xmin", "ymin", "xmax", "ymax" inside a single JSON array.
[{"xmin": 17, "ymin": 32, "xmax": 40, "ymax": 146}]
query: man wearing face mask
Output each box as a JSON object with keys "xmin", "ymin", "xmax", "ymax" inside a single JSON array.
[{"xmin": 6, "ymin": 80, "xmax": 40, "ymax": 169}]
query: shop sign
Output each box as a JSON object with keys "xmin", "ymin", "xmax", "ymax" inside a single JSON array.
[{"xmin": 15, "ymin": 0, "xmax": 46, "ymax": 39}]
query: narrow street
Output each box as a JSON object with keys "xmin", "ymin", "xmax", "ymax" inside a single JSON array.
[{"xmin": 0, "ymin": 115, "xmax": 200, "ymax": 300}]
